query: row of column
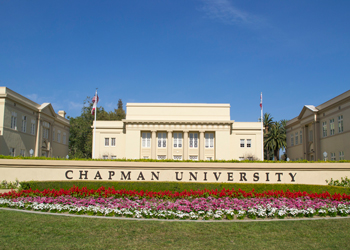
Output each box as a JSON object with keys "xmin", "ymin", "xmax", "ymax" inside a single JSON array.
[{"xmin": 149, "ymin": 130, "xmax": 207, "ymax": 160}]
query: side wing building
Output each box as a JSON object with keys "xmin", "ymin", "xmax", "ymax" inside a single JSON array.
[
  {"xmin": 93, "ymin": 103, "xmax": 262, "ymax": 161},
  {"xmin": 286, "ymin": 90, "xmax": 350, "ymax": 161},
  {"xmin": 0, "ymin": 87, "xmax": 70, "ymax": 158}
]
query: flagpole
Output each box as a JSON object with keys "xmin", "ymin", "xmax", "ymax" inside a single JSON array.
[
  {"xmin": 92, "ymin": 89, "xmax": 97, "ymax": 159},
  {"xmin": 261, "ymin": 92, "xmax": 264, "ymax": 161}
]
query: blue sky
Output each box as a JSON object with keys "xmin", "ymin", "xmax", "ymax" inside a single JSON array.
[{"xmin": 1, "ymin": 0, "xmax": 349, "ymax": 122}]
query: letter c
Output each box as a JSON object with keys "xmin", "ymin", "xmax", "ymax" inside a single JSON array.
[{"xmin": 65, "ymin": 170, "xmax": 73, "ymax": 180}]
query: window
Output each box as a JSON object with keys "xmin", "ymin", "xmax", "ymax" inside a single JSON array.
[
  {"xmin": 189, "ymin": 133, "xmax": 198, "ymax": 148},
  {"xmin": 143, "ymin": 156, "xmax": 149, "ymax": 159},
  {"xmin": 330, "ymin": 119, "xmax": 335, "ymax": 135},
  {"xmin": 189, "ymin": 155, "xmax": 198, "ymax": 161},
  {"xmin": 300, "ymin": 131, "xmax": 303, "ymax": 144},
  {"xmin": 157, "ymin": 155, "xmax": 166, "ymax": 160},
  {"xmin": 11, "ymin": 112, "xmax": 17, "ymax": 130},
  {"xmin": 102, "ymin": 155, "xmax": 108, "ymax": 159},
  {"xmin": 331, "ymin": 152, "xmax": 336, "ymax": 161},
  {"xmin": 20, "ymin": 149, "xmax": 25, "ymax": 157},
  {"xmin": 157, "ymin": 132, "xmax": 166, "ymax": 148},
  {"xmin": 63, "ymin": 133, "xmax": 66, "ymax": 144},
  {"xmin": 57, "ymin": 130, "xmax": 61, "ymax": 142},
  {"xmin": 339, "ymin": 151, "xmax": 344, "ymax": 160},
  {"xmin": 22, "ymin": 116, "xmax": 27, "ymax": 133},
  {"xmin": 31, "ymin": 119, "xmax": 36, "ymax": 135},
  {"xmin": 322, "ymin": 121, "xmax": 327, "ymax": 137},
  {"xmin": 43, "ymin": 128, "xmax": 49, "ymax": 139},
  {"xmin": 105, "ymin": 138, "xmax": 109, "ymax": 146},
  {"xmin": 173, "ymin": 133, "xmax": 182, "ymax": 148},
  {"xmin": 53, "ymin": 128, "xmax": 55, "ymax": 141},
  {"xmin": 10, "ymin": 148, "xmax": 15, "ymax": 156},
  {"xmin": 206, "ymin": 157, "xmax": 213, "ymax": 161},
  {"xmin": 205, "ymin": 133, "xmax": 214, "ymax": 148},
  {"xmin": 111, "ymin": 155, "xmax": 117, "ymax": 160},
  {"xmin": 111, "ymin": 138, "xmax": 116, "ymax": 146},
  {"xmin": 338, "ymin": 115, "xmax": 343, "ymax": 133},
  {"xmin": 142, "ymin": 132, "xmax": 151, "ymax": 148},
  {"xmin": 42, "ymin": 122, "xmax": 49, "ymax": 139},
  {"xmin": 291, "ymin": 134, "xmax": 294, "ymax": 146},
  {"xmin": 240, "ymin": 139, "xmax": 245, "ymax": 147},
  {"xmin": 173, "ymin": 155, "xmax": 182, "ymax": 160},
  {"xmin": 239, "ymin": 157, "xmax": 244, "ymax": 161},
  {"xmin": 295, "ymin": 132, "xmax": 298, "ymax": 145},
  {"xmin": 247, "ymin": 139, "xmax": 251, "ymax": 148},
  {"xmin": 309, "ymin": 130, "xmax": 313, "ymax": 142}
]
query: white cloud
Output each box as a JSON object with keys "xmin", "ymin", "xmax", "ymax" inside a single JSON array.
[{"xmin": 199, "ymin": 0, "xmax": 260, "ymax": 26}]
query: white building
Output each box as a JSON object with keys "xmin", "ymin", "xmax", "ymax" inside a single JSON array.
[{"xmin": 93, "ymin": 103, "xmax": 262, "ymax": 161}]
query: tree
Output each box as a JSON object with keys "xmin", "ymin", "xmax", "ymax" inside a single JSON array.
[
  {"xmin": 109, "ymin": 99, "xmax": 126, "ymax": 121},
  {"xmin": 68, "ymin": 97, "xmax": 126, "ymax": 159},
  {"xmin": 264, "ymin": 121, "xmax": 287, "ymax": 161},
  {"xmin": 263, "ymin": 113, "xmax": 274, "ymax": 160}
]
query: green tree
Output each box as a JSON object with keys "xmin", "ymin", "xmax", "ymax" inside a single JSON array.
[
  {"xmin": 109, "ymin": 99, "xmax": 126, "ymax": 120},
  {"xmin": 264, "ymin": 121, "xmax": 287, "ymax": 161},
  {"xmin": 68, "ymin": 97, "xmax": 125, "ymax": 159},
  {"xmin": 263, "ymin": 113, "xmax": 274, "ymax": 160}
]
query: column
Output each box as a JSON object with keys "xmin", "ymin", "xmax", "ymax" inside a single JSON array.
[
  {"xmin": 34, "ymin": 114, "xmax": 41, "ymax": 157},
  {"xmin": 314, "ymin": 121, "xmax": 320, "ymax": 160},
  {"xmin": 167, "ymin": 130, "xmax": 172, "ymax": 159},
  {"xmin": 199, "ymin": 131, "xmax": 205, "ymax": 161},
  {"xmin": 151, "ymin": 130, "xmax": 157, "ymax": 159},
  {"xmin": 302, "ymin": 126, "xmax": 307, "ymax": 160},
  {"xmin": 183, "ymin": 130, "xmax": 189, "ymax": 160}
]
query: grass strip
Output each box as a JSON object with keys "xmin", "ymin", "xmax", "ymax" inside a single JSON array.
[{"xmin": 1, "ymin": 209, "xmax": 350, "ymax": 249}]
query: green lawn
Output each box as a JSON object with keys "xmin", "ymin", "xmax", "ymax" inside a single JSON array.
[{"xmin": 1, "ymin": 209, "xmax": 350, "ymax": 249}]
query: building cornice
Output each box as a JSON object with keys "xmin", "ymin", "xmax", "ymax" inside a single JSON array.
[{"xmin": 122, "ymin": 120, "xmax": 234, "ymax": 125}]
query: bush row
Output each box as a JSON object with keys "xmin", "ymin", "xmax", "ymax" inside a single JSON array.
[
  {"xmin": 1, "ymin": 155, "xmax": 349, "ymax": 163},
  {"xmin": 18, "ymin": 181, "xmax": 350, "ymax": 195}
]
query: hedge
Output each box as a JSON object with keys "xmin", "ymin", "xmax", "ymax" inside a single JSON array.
[
  {"xmin": 18, "ymin": 181, "xmax": 350, "ymax": 195},
  {"xmin": 2, "ymin": 155, "xmax": 350, "ymax": 163}
]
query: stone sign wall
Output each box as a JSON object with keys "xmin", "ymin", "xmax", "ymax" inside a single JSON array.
[{"xmin": 0, "ymin": 159, "xmax": 349, "ymax": 185}]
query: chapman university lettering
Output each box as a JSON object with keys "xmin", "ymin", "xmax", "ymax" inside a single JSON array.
[{"xmin": 65, "ymin": 170, "xmax": 297, "ymax": 183}]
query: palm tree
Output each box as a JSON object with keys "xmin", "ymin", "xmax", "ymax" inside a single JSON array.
[
  {"xmin": 264, "ymin": 121, "xmax": 287, "ymax": 161},
  {"xmin": 263, "ymin": 113, "xmax": 274, "ymax": 160}
]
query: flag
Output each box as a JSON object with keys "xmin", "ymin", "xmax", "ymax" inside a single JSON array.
[
  {"xmin": 91, "ymin": 91, "xmax": 99, "ymax": 115},
  {"xmin": 260, "ymin": 92, "xmax": 262, "ymax": 110}
]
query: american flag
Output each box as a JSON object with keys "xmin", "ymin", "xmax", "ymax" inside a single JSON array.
[{"xmin": 91, "ymin": 90, "xmax": 99, "ymax": 115}]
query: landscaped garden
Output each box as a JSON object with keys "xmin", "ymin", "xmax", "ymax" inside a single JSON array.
[
  {"xmin": 1, "ymin": 181, "xmax": 350, "ymax": 249},
  {"xmin": 2, "ymin": 182, "xmax": 350, "ymax": 221}
]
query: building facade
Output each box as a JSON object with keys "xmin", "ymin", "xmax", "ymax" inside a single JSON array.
[
  {"xmin": 286, "ymin": 90, "xmax": 350, "ymax": 161},
  {"xmin": 93, "ymin": 103, "xmax": 262, "ymax": 161},
  {"xmin": 0, "ymin": 87, "xmax": 70, "ymax": 158}
]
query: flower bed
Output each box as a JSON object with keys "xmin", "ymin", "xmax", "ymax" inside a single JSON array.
[{"xmin": 1, "ymin": 187, "xmax": 350, "ymax": 220}]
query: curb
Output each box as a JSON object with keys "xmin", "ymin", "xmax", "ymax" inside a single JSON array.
[{"xmin": 1, "ymin": 207, "xmax": 350, "ymax": 223}]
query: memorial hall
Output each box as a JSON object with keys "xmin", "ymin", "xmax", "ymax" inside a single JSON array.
[{"xmin": 93, "ymin": 103, "xmax": 262, "ymax": 161}]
